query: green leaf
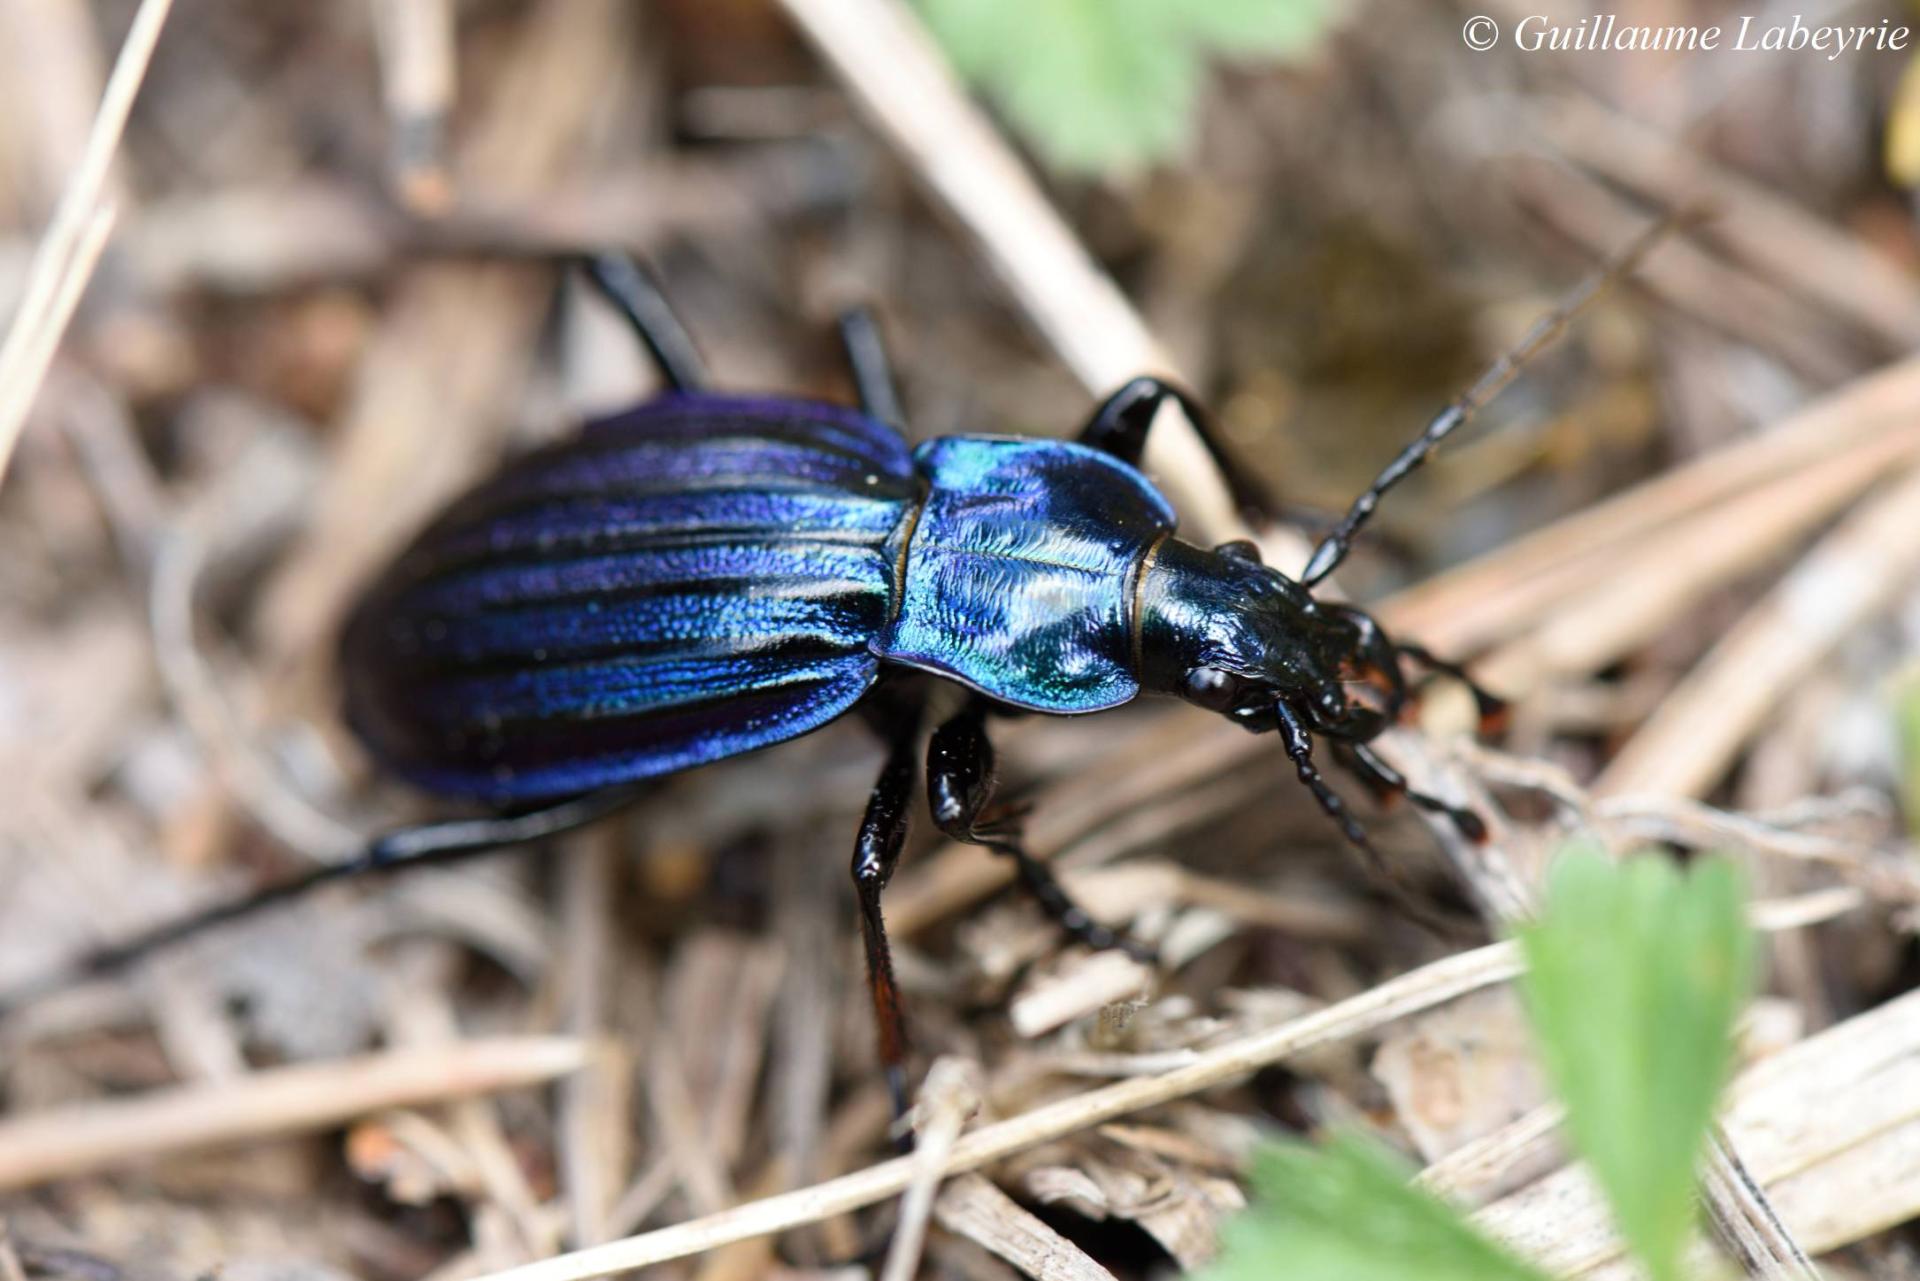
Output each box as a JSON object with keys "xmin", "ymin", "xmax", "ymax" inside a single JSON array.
[
  {"xmin": 1896, "ymin": 669, "xmax": 1920, "ymax": 838},
  {"xmin": 1179, "ymin": 0, "xmax": 1339, "ymax": 57},
  {"xmin": 1517, "ymin": 846, "xmax": 1754, "ymax": 1281},
  {"xmin": 1199, "ymin": 1134, "xmax": 1553, "ymax": 1281},
  {"xmin": 915, "ymin": 0, "xmax": 1337, "ymax": 175}
]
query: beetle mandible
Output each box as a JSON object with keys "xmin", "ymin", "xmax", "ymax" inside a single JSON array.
[{"xmin": 5, "ymin": 226, "xmax": 1672, "ymax": 1111}]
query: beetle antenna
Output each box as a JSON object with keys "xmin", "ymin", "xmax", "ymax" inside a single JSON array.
[{"xmin": 1299, "ymin": 208, "xmax": 1699, "ymax": 587}]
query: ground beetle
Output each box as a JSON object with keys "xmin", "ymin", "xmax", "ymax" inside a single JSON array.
[{"xmin": 4, "ymin": 223, "xmax": 1671, "ymax": 1110}]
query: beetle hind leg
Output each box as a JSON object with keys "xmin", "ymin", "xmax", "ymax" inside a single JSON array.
[
  {"xmin": 928, "ymin": 701, "xmax": 1158, "ymax": 965},
  {"xmin": 837, "ymin": 306, "xmax": 906, "ymax": 429},
  {"xmin": 578, "ymin": 253, "xmax": 710, "ymax": 393},
  {"xmin": 0, "ymin": 785, "xmax": 648, "ymax": 1019}
]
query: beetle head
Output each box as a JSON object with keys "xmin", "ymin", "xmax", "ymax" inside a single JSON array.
[{"xmin": 1138, "ymin": 538, "xmax": 1406, "ymax": 740}]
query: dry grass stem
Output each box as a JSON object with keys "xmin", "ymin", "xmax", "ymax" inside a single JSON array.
[
  {"xmin": 881, "ymin": 1059, "xmax": 981, "ymax": 1281},
  {"xmin": 0, "ymin": 1037, "xmax": 588, "ymax": 1189},
  {"xmin": 1479, "ymin": 419, "xmax": 1920, "ymax": 692},
  {"xmin": 464, "ymin": 889, "xmax": 1852, "ymax": 1281},
  {"xmin": 771, "ymin": 0, "xmax": 1240, "ymax": 540},
  {"xmin": 469, "ymin": 941, "xmax": 1527, "ymax": 1281},
  {"xmin": 371, "ymin": 0, "xmax": 457, "ymax": 215},
  {"xmin": 1540, "ymin": 97, "xmax": 1920, "ymax": 349},
  {"xmin": 0, "ymin": 0, "xmax": 172, "ymax": 478},
  {"xmin": 0, "ymin": 202, "xmax": 117, "ymax": 459},
  {"xmin": 1386, "ymin": 354, "xmax": 1920, "ymax": 653},
  {"xmin": 1601, "ymin": 462, "xmax": 1920, "ymax": 798},
  {"xmin": 934, "ymin": 1175, "xmax": 1119, "ymax": 1281}
]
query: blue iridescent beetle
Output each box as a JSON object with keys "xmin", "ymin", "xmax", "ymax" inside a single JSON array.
[
  {"xmin": 8, "ymin": 228, "xmax": 1668, "ymax": 1106},
  {"xmin": 335, "ymin": 256, "xmax": 1520, "ymax": 1102}
]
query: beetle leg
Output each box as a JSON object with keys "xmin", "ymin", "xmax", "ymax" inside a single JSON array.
[
  {"xmin": 1398, "ymin": 642, "xmax": 1509, "ymax": 737},
  {"xmin": 1342, "ymin": 741, "xmax": 1488, "ymax": 843},
  {"xmin": 0, "ymin": 785, "xmax": 647, "ymax": 1018},
  {"xmin": 850, "ymin": 718, "xmax": 921, "ymax": 1126},
  {"xmin": 1075, "ymin": 376, "xmax": 1276, "ymax": 523},
  {"xmin": 927, "ymin": 702, "xmax": 1157, "ymax": 964},
  {"xmin": 1274, "ymin": 702, "xmax": 1464, "ymax": 936},
  {"xmin": 837, "ymin": 306, "xmax": 906, "ymax": 430},
  {"xmin": 578, "ymin": 253, "xmax": 710, "ymax": 392}
]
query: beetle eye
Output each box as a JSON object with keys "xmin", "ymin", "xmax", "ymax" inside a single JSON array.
[
  {"xmin": 1184, "ymin": 667, "xmax": 1241, "ymax": 711},
  {"xmin": 1213, "ymin": 539, "xmax": 1263, "ymax": 565}
]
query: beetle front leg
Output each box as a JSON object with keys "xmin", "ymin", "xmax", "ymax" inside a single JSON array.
[
  {"xmin": 1275, "ymin": 702, "xmax": 1464, "ymax": 936},
  {"xmin": 927, "ymin": 702, "xmax": 1157, "ymax": 964},
  {"xmin": 1076, "ymin": 376, "xmax": 1275, "ymax": 522},
  {"xmin": 1338, "ymin": 740, "xmax": 1488, "ymax": 843},
  {"xmin": 1398, "ymin": 641, "xmax": 1510, "ymax": 737}
]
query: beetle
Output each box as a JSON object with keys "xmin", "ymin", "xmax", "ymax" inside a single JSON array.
[{"xmin": 4, "ymin": 226, "xmax": 1670, "ymax": 1110}]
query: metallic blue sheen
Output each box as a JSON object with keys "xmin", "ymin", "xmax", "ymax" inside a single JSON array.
[
  {"xmin": 876, "ymin": 437, "xmax": 1175, "ymax": 713},
  {"xmin": 341, "ymin": 395, "xmax": 916, "ymax": 804},
  {"xmin": 342, "ymin": 397, "xmax": 1191, "ymax": 806}
]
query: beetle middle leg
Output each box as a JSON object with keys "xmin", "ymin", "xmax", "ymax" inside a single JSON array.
[
  {"xmin": 850, "ymin": 695, "xmax": 925, "ymax": 1122},
  {"xmin": 1075, "ymin": 375, "xmax": 1276, "ymax": 521},
  {"xmin": 927, "ymin": 700, "xmax": 1157, "ymax": 964}
]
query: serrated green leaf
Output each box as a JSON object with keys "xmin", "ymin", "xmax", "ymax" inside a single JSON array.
[
  {"xmin": 1199, "ymin": 1134, "xmax": 1552, "ymax": 1281},
  {"xmin": 915, "ymin": 0, "xmax": 1337, "ymax": 175},
  {"xmin": 1518, "ymin": 846, "xmax": 1754, "ymax": 1281}
]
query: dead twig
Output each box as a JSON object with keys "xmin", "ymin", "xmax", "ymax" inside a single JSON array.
[
  {"xmin": 1476, "ymin": 987, "xmax": 1920, "ymax": 1275},
  {"xmin": 935, "ymin": 1175, "xmax": 1118, "ymax": 1281},
  {"xmin": 371, "ymin": 0, "xmax": 457, "ymax": 215}
]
